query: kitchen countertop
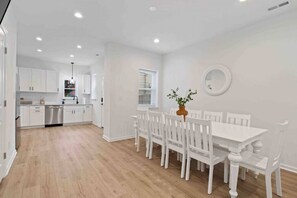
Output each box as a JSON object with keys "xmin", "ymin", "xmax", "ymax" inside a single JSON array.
[{"xmin": 20, "ymin": 103, "xmax": 93, "ymax": 106}]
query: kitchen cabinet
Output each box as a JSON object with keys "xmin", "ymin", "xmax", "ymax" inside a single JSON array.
[
  {"xmin": 46, "ymin": 70, "xmax": 59, "ymax": 93},
  {"xmin": 20, "ymin": 106, "xmax": 30, "ymax": 127},
  {"xmin": 83, "ymin": 105, "xmax": 93, "ymax": 122},
  {"xmin": 18, "ymin": 67, "xmax": 46, "ymax": 92},
  {"xmin": 63, "ymin": 105, "xmax": 93, "ymax": 124},
  {"xmin": 30, "ymin": 106, "xmax": 45, "ymax": 126},
  {"xmin": 20, "ymin": 105, "xmax": 45, "ymax": 127},
  {"xmin": 19, "ymin": 68, "xmax": 31, "ymax": 92},
  {"xmin": 82, "ymin": 75, "xmax": 91, "ymax": 94},
  {"xmin": 63, "ymin": 106, "xmax": 84, "ymax": 124}
]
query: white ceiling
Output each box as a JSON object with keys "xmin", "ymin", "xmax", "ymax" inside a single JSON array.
[{"xmin": 11, "ymin": 0, "xmax": 297, "ymax": 66}]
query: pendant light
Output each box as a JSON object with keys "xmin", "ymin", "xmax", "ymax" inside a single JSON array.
[{"xmin": 70, "ymin": 62, "xmax": 75, "ymax": 84}]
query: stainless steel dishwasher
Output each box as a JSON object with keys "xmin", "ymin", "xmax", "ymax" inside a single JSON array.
[{"xmin": 45, "ymin": 105, "xmax": 63, "ymax": 127}]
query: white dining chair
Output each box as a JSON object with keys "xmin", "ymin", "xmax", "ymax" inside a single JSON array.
[
  {"xmin": 136, "ymin": 110, "xmax": 150, "ymax": 158},
  {"xmin": 200, "ymin": 111, "xmax": 223, "ymax": 171},
  {"xmin": 187, "ymin": 109, "xmax": 203, "ymax": 119},
  {"xmin": 148, "ymin": 111, "xmax": 166, "ymax": 166},
  {"xmin": 225, "ymin": 112, "xmax": 252, "ymax": 179},
  {"xmin": 185, "ymin": 118, "xmax": 229, "ymax": 194},
  {"xmin": 164, "ymin": 113, "xmax": 187, "ymax": 178},
  {"xmin": 203, "ymin": 111, "xmax": 223, "ymax": 122},
  {"xmin": 226, "ymin": 112, "xmax": 251, "ymax": 127},
  {"xmin": 169, "ymin": 108, "xmax": 178, "ymax": 115},
  {"xmin": 239, "ymin": 121, "xmax": 289, "ymax": 198}
]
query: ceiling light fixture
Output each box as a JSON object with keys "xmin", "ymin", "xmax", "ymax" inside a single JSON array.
[
  {"xmin": 77, "ymin": 45, "xmax": 82, "ymax": 49},
  {"xmin": 36, "ymin": 37, "xmax": 42, "ymax": 41},
  {"xmin": 37, "ymin": 49, "xmax": 42, "ymax": 52},
  {"xmin": 149, "ymin": 6, "xmax": 157, "ymax": 12},
  {"xmin": 70, "ymin": 62, "xmax": 75, "ymax": 84},
  {"xmin": 239, "ymin": 0, "xmax": 247, "ymax": 2},
  {"xmin": 70, "ymin": 54, "xmax": 74, "ymax": 58},
  {"xmin": 154, "ymin": 38, "xmax": 160, "ymax": 44},
  {"xmin": 74, "ymin": 12, "xmax": 83, "ymax": 19}
]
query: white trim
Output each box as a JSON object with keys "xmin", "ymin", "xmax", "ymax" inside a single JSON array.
[
  {"xmin": 281, "ymin": 163, "xmax": 297, "ymax": 174},
  {"xmin": 102, "ymin": 135, "xmax": 134, "ymax": 142},
  {"xmin": 5, "ymin": 150, "xmax": 17, "ymax": 176}
]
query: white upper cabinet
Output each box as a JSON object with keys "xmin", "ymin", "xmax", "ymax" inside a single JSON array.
[
  {"xmin": 82, "ymin": 74, "xmax": 91, "ymax": 94},
  {"xmin": 31, "ymin": 69, "xmax": 46, "ymax": 92},
  {"xmin": 19, "ymin": 67, "xmax": 32, "ymax": 92},
  {"xmin": 18, "ymin": 67, "xmax": 58, "ymax": 93},
  {"xmin": 46, "ymin": 70, "xmax": 59, "ymax": 93}
]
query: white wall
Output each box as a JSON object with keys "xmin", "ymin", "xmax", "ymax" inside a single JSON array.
[
  {"xmin": 2, "ymin": 6, "xmax": 17, "ymax": 175},
  {"xmin": 103, "ymin": 42, "xmax": 162, "ymax": 141},
  {"xmin": 162, "ymin": 10, "xmax": 297, "ymax": 171},
  {"xmin": 17, "ymin": 55, "xmax": 91, "ymax": 104}
]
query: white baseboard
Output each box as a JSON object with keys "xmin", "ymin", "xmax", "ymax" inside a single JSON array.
[
  {"xmin": 281, "ymin": 163, "xmax": 297, "ymax": 174},
  {"xmin": 102, "ymin": 135, "xmax": 134, "ymax": 142},
  {"xmin": 5, "ymin": 149, "xmax": 17, "ymax": 177}
]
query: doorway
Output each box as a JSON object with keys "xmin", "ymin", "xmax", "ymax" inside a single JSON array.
[{"xmin": 0, "ymin": 26, "xmax": 6, "ymax": 182}]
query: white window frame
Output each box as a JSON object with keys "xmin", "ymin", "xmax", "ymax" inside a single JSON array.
[{"xmin": 138, "ymin": 69, "xmax": 158, "ymax": 108}]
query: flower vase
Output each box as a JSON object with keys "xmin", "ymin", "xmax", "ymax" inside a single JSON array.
[{"xmin": 176, "ymin": 105, "xmax": 188, "ymax": 121}]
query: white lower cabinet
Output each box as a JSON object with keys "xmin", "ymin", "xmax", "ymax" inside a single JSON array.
[
  {"xmin": 83, "ymin": 105, "xmax": 93, "ymax": 122},
  {"xmin": 63, "ymin": 105, "xmax": 93, "ymax": 124},
  {"xmin": 30, "ymin": 106, "xmax": 45, "ymax": 126},
  {"xmin": 20, "ymin": 105, "xmax": 45, "ymax": 127},
  {"xmin": 20, "ymin": 106, "xmax": 30, "ymax": 127}
]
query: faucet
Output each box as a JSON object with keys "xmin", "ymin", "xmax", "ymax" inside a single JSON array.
[{"xmin": 73, "ymin": 96, "xmax": 79, "ymax": 104}]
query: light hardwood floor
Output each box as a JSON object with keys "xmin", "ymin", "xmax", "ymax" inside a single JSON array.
[{"xmin": 0, "ymin": 125, "xmax": 296, "ymax": 198}]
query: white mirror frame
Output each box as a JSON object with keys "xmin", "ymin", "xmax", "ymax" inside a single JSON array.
[{"xmin": 201, "ymin": 64, "xmax": 232, "ymax": 96}]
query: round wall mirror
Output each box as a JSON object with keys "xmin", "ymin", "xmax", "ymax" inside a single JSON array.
[{"xmin": 201, "ymin": 65, "xmax": 232, "ymax": 96}]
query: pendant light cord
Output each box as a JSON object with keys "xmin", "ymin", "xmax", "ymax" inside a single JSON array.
[{"xmin": 71, "ymin": 62, "xmax": 74, "ymax": 79}]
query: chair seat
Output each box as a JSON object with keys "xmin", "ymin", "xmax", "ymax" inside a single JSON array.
[
  {"xmin": 213, "ymin": 148, "xmax": 229, "ymax": 164},
  {"xmin": 240, "ymin": 151, "xmax": 268, "ymax": 171},
  {"xmin": 189, "ymin": 147, "xmax": 228, "ymax": 165}
]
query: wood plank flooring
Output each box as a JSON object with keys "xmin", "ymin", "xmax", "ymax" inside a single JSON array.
[{"xmin": 0, "ymin": 124, "xmax": 296, "ymax": 198}]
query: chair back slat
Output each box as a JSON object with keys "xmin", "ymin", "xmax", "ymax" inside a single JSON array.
[
  {"xmin": 136, "ymin": 110, "xmax": 148, "ymax": 136},
  {"xmin": 268, "ymin": 121, "xmax": 289, "ymax": 169},
  {"xmin": 148, "ymin": 111, "xmax": 163, "ymax": 138},
  {"xmin": 169, "ymin": 108, "xmax": 178, "ymax": 115},
  {"xmin": 164, "ymin": 114, "xmax": 184, "ymax": 146},
  {"xmin": 186, "ymin": 118, "xmax": 213, "ymax": 159},
  {"xmin": 226, "ymin": 112, "xmax": 251, "ymax": 127},
  {"xmin": 203, "ymin": 111, "xmax": 223, "ymax": 122},
  {"xmin": 188, "ymin": 110, "xmax": 202, "ymax": 119}
]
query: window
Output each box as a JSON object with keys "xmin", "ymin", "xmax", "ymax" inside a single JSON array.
[
  {"xmin": 138, "ymin": 69, "xmax": 158, "ymax": 107},
  {"xmin": 64, "ymin": 80, "xmax": 76, "ymax": 97}
]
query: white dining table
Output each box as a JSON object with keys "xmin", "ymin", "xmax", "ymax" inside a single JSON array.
[
  {"xmin": 211, "ymin": 122, "xmax": 267, "ymax": 198},
  {"xmin": 131, "ymin": 115, "xmax": 267, "ymax": 198}
]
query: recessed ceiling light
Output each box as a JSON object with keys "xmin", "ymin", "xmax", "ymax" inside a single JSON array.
[
  {"xmin": 74, "ymin": 12, "xmax": 83, "ymax": 19},
  {"xmin": 239, "ymin": 0, "xmax": 247, "ymax": 2},
  {"xmin": 36, "ymin": 37, "xmax": 42, "ymax": 41},
  {"xmin": 70, "ymin": 54, "xmax": 74, "ymax": 58},
  {"xmin": 37, "ymin": 49, "xmax": 42, "ymax": 52},
  {"xmin": 149, "ymin": 6, "xmax": 157, "ymax": 12},
  {"xmin": 154, "ymin": 38, "xmax": 160, "ymax": 44},
  {"xmin": 77, "ymin": 45, "xmax": 82, "ymax": 49}
]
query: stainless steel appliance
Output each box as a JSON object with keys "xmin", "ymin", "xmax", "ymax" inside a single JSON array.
[{"xmin": 45, "ymin": 105, "xmax": 63, "ymax": 127}]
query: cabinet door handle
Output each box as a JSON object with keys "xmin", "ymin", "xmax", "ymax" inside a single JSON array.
[
  {"xmin": 29, "ymin": 86, "xmax": 31, "ymax": 91},
  {"xmin": 32, "ymin": 86, "xmax": 34, "ymax": 91}
]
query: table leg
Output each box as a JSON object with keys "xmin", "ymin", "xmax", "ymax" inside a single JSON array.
[
  {"xmin": 133, "ymin": 118, "xmax": 138, "ymax": 147},
  {"xmin": 228, "ymin": 151, "xmax": 242, "ymax": 198},
  {"xmin": 252, "ymin": 140, "xmax": 263, "ymax": 178}
]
